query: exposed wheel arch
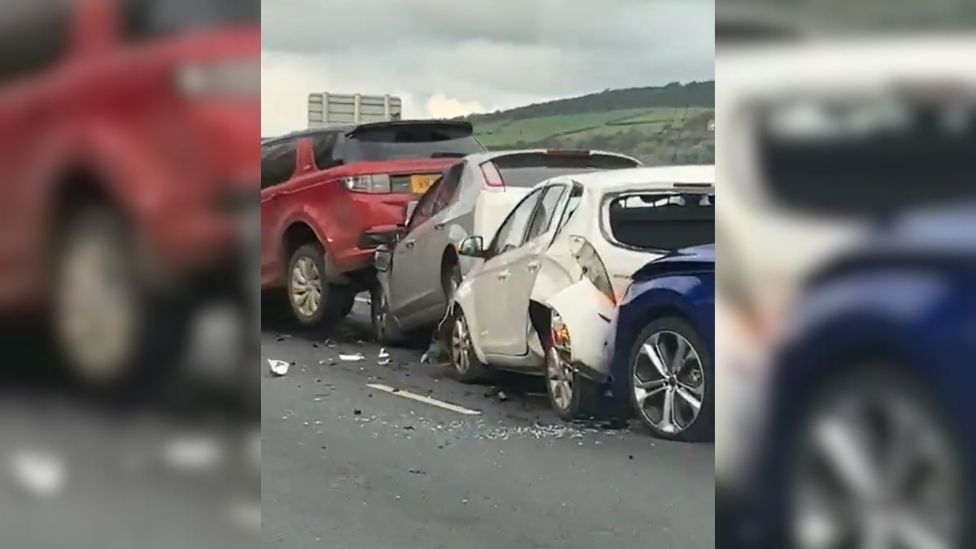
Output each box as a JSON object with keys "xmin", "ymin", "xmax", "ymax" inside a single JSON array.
[
  {"xmin": 281, "ymin": 222, "xmax": 320, "ymax": 279},
  {"xmin": 440, "ymin": 245, "xmax": 460, "ymax": 296}
]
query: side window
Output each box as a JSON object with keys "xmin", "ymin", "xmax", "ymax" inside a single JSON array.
[
  {"xmin": 310, "ymin": 132, "xmax": 340, "ymax": 170},
  {"xmin": 432, "ymin": 163, "xmax": 464, "ymax": 214},
  {"xmin": 406, "ymin": 178, "xmax": 443, "ymax": 231},
  {"xmin": 261, "ymin": 139, "xmax": 297, "ymax": 189},
  {"xmin": 490, "ymin": 189, "xmax": 543, "ymax": 257},
  {"xmin": 555, "ymin": 184, "xmax": 584, "ymax": 235},
  {"xmin": 524, "ymin": 185, "xmax": 567, "ymax": 242},
  {"xmin": 0, "ymin": 0, "xmax": 70, "ymax": 83}
]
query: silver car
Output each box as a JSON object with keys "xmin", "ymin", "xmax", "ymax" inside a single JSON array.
[{"xmin": 372, "ymin": 149, "xmax": 641, "ymax": 343}]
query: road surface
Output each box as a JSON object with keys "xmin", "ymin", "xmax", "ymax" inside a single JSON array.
[{"xmin": 262, "ymin": 297, "xmax": 714, "ymax": 549}]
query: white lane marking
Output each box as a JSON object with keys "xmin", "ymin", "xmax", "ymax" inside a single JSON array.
[{"xmin": 366, "ymin": 384, "xmax": 482, "ymax": 416}]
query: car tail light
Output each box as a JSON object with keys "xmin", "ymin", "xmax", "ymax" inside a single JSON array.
[
  {"xmin": 175, "ymin": 59, "xmax": 259, "ymax": 98},
  {"xmin": 568, "ymin": 235, "xmax": 616, "ymax": 305},
  {"xmin": 479, "ymin": 162, "xmax": 504, "ymax": 188},
  {"xmin": 343, "ymin": 174, "xmax": 393, "ymax": 193}
]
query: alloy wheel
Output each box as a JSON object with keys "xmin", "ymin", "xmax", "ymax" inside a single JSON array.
[
  {"xmin": 789, "ymin": 386, "xmax": 962, "ymax": 549},
  {"xmin": 547, "ymin": 346, "xmax": 574, "ymax": 411},
  {"xmin": 632, "ymin": 330, "xmax": 705, "ymax": 435},
  {"xmin": 451, "ymin": 314, "xmax": 471, "ymax": 374},
  {"xmin": 290, "ymin": 256, "xmax": 322, "ymax": 317}
]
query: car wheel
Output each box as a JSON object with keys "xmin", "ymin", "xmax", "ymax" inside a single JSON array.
[
  {"xmin": 627, "ymin": 317, "xmax": 713, "ymax": 442},
  {"xmin": 781, "ymin": 365, "xmax": 972, "ymax": 549},
  {"xmin": 286, "ymin": 243, "xmax": 348, "ymax": 326},
  {"xmin": 448, "ymin": 307, "xmax": 489, "ymax": 383},
  {"xmin": 544, "ymin": 341, "xmax": 603, "ymax": 421},
  {"xmin": 52, "ymin": 206, "xmax": 188, "ymax": 390},
  {"xmin": 370, "ymin": 284, "xmax": 402, "ymax": 345}
]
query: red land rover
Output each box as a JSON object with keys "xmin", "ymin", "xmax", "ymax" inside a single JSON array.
[
  {"xmin": 0, "ymin": 0, "xmax": 259, "ymax": 385},
  {"xmin": 260, "ymin": 120, "xmax": 484, "ymax": 326}
]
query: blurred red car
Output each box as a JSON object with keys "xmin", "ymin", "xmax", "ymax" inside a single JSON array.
[
  {"xmin": 0, "ymin": 0, "xmax": 258, "ymax": 385},
  {"xmin": 260, "ymin": 121, "xmax": 484, "ymax": 327}
]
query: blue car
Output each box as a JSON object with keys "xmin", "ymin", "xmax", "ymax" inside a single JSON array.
[
  {"xmin": 608, "ymin": 244, "xmax": 714, "ymax": 442},
  {"xmin": 744, "ymin": 206, "xmax": 976, "ymax": 548}
]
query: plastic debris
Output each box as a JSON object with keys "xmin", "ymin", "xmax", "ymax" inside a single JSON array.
[
  {"xmin": 268, "ymin": 359, "xmax": 290, "ymax": 376},
  {"xmin": 339, "ymin": 353, "xmax": 365, "ymax": 362},
  {"xmin": 9, "ymin": 449, "xmax": 66, "ymax": 498},
  {"xmin": 162, "ymin": 436, "xmax": 223, "ymax": 472}
]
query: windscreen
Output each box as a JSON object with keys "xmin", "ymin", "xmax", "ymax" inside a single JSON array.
[
  {"xmin": 490, "ymin": 153, "xmax": 640, "ymax": 188},
  {"xmin": 341, "ymin": 123, "xmax": 484, "ymax": 162},
  {"xmin": 758, "ymin": 95, "xmax": 976, "ymax": 218},
  {"xmin": 607, "ymin": 192, "xmax": 715, "ymax": 250}
]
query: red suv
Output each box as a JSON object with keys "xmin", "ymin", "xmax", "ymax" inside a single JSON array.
[
  {"xmin": 260, "ymin": 120, "xmax": 484, "ymax": 326},
  {"xmin": 0, "ymin": 0, "xmax": 259, "ymax": 385}
]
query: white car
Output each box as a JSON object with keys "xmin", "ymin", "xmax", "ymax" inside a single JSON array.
[{"xmin": 448, "ymin": 166, "xmax": 715, "ymax": 420}]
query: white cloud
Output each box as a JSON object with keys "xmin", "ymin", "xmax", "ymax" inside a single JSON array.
[{"xmin": 425, "ymin": 94, "xmax": 485, "ymax": 119}]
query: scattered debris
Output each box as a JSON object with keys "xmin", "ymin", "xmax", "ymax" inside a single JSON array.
[
  {"xmin": 339, "ymin": 353, "xmax": 365, "ymax": 362},
  {"xmin": 408, "ymin": 469, "xmax": 427, "ymax": 475},
  {"xmin": 9, "ymin": 449, "xmax": 66, "ymax": 498},
  {"xmin": 275, "ymin": 334, "xmax": 292, "ymax": 342},
  {"xmin": 162, "ymin": 436, "xmax": 224, "ymax": 472},
  {"xmin": 353, "ymin": 409, "xmax": 362, "ymax": 416},
  {"xmin": 495, "ymin": 391, "xmax": 508, "ymax": 402},
  {"xmin": 378, "ymin": 348, "xmax": 391, "ymax": 365},
  {"xmin": 268, "ymin": 359, "xmax": 290, "ymax": 376}
]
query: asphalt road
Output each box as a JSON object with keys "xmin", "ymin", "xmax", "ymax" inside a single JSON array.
[{"xmin": 262, "ymin": 296, "xmax": 715, "ymax": 549}]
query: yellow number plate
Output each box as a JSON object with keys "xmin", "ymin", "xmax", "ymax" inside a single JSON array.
[{"xmin": 410, "ymin": 174, "xmax": 437, "ymax": 194}]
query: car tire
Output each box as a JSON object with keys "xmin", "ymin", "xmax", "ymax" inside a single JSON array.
[
  {"xmin": 447, "ymin": 306, "xmax": 489, "ymax": 383},
  {"xmin": 52, "ymin": 205, "xmax": 189, "ymax": 391},
  {"xmin": 370, "ymin": 284, "xmax": 403, "ymax": 345},
  {"xmin": 773, "ymin": 365, "xmax": 974, "ymax": 549},
  {"xmin": 626, "ymin": 317, "xmax": 713, "ymax": 442},
  {"xmin": 544, "ymin": 339, "xmax": 604, "ymax": 421},
  {"xmin": 286, "ymin": 243, "xmax": 349, "ymax": 327}
]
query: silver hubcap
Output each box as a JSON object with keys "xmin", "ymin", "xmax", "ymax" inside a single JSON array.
[
  {"xmin": 633, "ymin": 330, "xmax": 705, "ymax": 434},
  {"xmin": 56, "ymin": 231, "xmax": 136, "ymax": 380},
  {"xmin": 290, "ymin": 257, "xmax": 322, "ymax": 317},
  {"xmin": 451, "ymin": 314, "xmax": 471, "ymax": 374},
  {"xmin": 790, "ymin": 390, "xmax": 961, "ymax": 549},
  {"xmin": 547, "ymin": 347, "xmax": 574, "ymax": 410}
]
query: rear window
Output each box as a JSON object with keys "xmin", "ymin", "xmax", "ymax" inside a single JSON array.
[
  {"xmin": 340, "ymin": 123, "xmax": 484, "ymax": 162},
  {"xmin": 490, "ymin": 153, "xmax": 640, "ymax": 188},
  {"xmin": 606, "ymin": 192, "xmax": 714, "ymax": 251},
  {"xmin": 758, "ymin": 96, "xmax": 976, "ymax": 218},
  {"xmin": 120, "ymin": 0, "xmax": 259, "ymax": 40}
]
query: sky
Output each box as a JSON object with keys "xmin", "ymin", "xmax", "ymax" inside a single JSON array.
[{"xmin": 261, "ymin": 0, "xmax": 715, "ymax": 136}]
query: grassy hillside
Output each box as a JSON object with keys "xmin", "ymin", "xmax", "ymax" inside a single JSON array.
[{"xmin": 466, "ymin": 82, "xmax": 714, "ymax": 166}]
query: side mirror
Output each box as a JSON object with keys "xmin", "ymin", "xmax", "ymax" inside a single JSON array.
[
  {"xmin": 374, "ymin": 245, "xmax": 392, "ymax": 272},
  {"xmin": 458, "ymin": 236, "xmax": 486, "ymax": 258},
  {"xmin": 402, "ymin": 200, "xmax": 419, "ymax": 226}
]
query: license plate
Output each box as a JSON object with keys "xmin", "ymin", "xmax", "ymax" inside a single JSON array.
[{"xmin": 409, "ymin": 174, "xmax": 437, "ymax": 195}]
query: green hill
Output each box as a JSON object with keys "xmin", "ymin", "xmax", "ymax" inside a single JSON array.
[{"xmin": 466, "ymin": 81, "xmax": 714, "ymax": 166}]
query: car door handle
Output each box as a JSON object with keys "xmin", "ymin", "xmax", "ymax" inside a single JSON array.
[
  {"xmin": 403, "ymin": 239, "xmax": 416, "ymax": 249},
  {"xmin": 497, "ymin": 270, "xmax": 510, "ymax": 280},
  {"xmin": 527, "ymin": 261, "xmax": 540, "ymax": 272},
  {"xmin": 433, "ymin": 222, "xmax": 446, "ymax": 230}
]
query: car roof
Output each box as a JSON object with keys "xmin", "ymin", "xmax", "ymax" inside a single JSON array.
[
  {"xmin": 539, "ymin": 165, "xmax": 715, "ymax": 193},
  {"xmin": 458, "ymin": 149, "xmax": 640, "ymax": 166},
  {"xmin": 262, "ymin": 120, "xmax": 474, "ymax": 146}
]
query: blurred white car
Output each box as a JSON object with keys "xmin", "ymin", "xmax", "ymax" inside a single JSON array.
[
  {"xmin": 448, "ymin": 166, "xmax": 715, "ymax": 420},
  {"xmin": 715, "ymin": 31, "xmax": 976, "ymax": 492}
]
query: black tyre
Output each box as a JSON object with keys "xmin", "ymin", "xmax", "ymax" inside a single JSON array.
[
  {"xmin": 447, "ymin": 307, "xmax": 489, "ymax": 383},
  {"xmin": 626, "ymin": 317, "xmax": 713, "ymax": 442},
  {"xmin": 286, "ymin": 243, "xmax": 349, "ymax": 327},
  {"xmin": 543, "ymin": 338, "xmax": 603, "ymax": 421},
  {"xmin": 370, "ymin": 284, "xmax": 403, "ymax": 345},
  {"xmin": 52, "ymin": 206, "xmax": 189, "ymax": 390}
]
